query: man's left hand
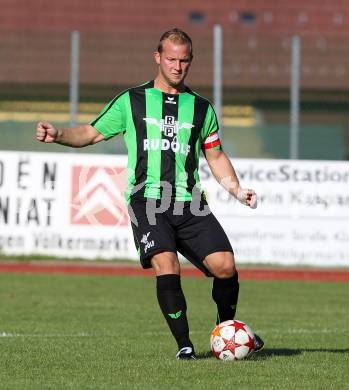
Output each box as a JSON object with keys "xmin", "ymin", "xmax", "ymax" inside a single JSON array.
[{"xmin": 236, "ymin": 188, "xmax": 258, "ymax": 209}]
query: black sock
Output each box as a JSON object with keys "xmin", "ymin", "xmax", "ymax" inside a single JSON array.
[
  {"xmin": 156, "ymin": 274, "xmax": 192, "ymax": 350},
  {"xmin": 212, "ymin": 271, "xmax": 239, "ymax": 324}
]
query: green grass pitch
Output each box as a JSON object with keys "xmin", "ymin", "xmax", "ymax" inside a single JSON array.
[{"xmin": 0, "ymin": 273, "xmax": 348, "ymax": 389}]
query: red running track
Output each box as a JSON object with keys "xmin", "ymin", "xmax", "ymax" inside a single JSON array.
[{"xmin": 0, "ymin": 262, "xmax": 348, "ymax": 282}]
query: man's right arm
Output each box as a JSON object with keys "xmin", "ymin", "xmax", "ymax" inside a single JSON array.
[{"xmin": 36, "ymin": 121, "xmax": 105, "ymax": 147}]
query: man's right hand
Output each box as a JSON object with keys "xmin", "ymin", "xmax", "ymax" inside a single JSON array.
[{"xmin": 36, "ymin": 121, "xmax": 60, "ymax": 143}]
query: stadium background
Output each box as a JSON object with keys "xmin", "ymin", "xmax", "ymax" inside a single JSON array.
[{"xmin": 1, "ymin": 0, "xmax": 349, "ymax": 160}]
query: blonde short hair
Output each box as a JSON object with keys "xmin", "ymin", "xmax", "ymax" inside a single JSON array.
[{"xmin": 157, "ymin": 28, "xmax": 193, "ymax": 58}]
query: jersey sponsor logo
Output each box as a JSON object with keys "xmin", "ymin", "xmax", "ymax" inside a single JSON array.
[
  {"xmin": 143, "ymin": 138, "xmax": 190, "ymax": 156},
  {"xmin": 140, "ymin": 231, "xmax": 155, "ymax": 253},
  {"xmin": 143, "ymin": 116, "xmax": 193, "ymax": 155},
  {"xmin": 71, "ymin": 166, "xmax": 128, "ymax": 226}
]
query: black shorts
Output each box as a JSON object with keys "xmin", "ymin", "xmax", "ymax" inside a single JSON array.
[{"xmin": 128, "ymin": 197, "xmax": 233, "ymax": 276}]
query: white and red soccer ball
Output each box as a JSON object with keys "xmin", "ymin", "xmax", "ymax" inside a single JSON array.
[{"xmin": 210, "ymin": 320, "xmax": 255, "ymax": 361}]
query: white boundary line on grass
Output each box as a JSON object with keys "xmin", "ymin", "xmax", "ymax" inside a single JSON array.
[
  {"xmin": 0, "ymin": 328, "xmax": 340, "ymax": 338},
  {"xmin": 0, "ymin": 332, "xmax": 93, "ymax": 338}
]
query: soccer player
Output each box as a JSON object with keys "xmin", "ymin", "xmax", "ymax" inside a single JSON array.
[{"xmin": 36, "ymin": 28, "xmax": 264, "ymax": 360}]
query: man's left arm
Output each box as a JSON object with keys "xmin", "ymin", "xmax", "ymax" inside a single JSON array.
[{"xmin": 204, "ymin": 148, "xmax": 257, "ymax": 209}]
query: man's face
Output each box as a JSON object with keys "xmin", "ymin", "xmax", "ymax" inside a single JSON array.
[{"xmin": 154, "ymin": 39, "xmax": 192, "ymax": 87}]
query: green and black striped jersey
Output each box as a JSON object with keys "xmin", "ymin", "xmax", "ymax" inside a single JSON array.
[{"xmin": 91, "ymin": 80, "xmax": 221, "ymax": 203}]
